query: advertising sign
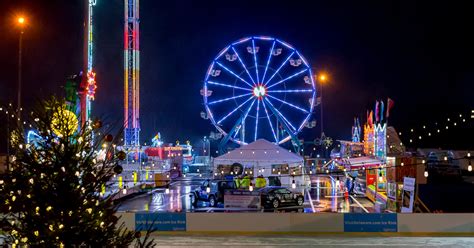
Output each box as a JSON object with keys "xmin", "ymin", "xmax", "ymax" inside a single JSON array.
[
  {"xmin": 135, "ymin": 212, "xmax": 186, "ymax": 231},
  {"xmin": 224, "ymin": 190, "xmax": 261, "ymax": 208},
  {"xmin": 401, "ymin": 177, "xmax": 415, "ymax": 213},
  {"xmin": 344, "ymin": 213, "xmax": 397, "ymax": 232}
]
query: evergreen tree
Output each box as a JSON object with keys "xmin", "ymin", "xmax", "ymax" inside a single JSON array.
[{"xmin": 0, "ymin": 97, "xmax": 136, "ymax": 247}]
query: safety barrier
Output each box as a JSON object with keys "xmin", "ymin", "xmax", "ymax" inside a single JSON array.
[{"xmin": 116, "ymin": 212, "xmax": 474, "ymax": 235}]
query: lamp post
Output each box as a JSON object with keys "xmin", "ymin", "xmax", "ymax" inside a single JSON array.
[
  {"xmin": 17, "ymin": 16, "xmax": 26, "ymax": 116},
  {"xmin": 315, "ymin": 72, "xmax": 328, "ymax": 138}
]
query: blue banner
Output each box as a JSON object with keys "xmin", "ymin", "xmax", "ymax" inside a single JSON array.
[
  {"xmin": 344, "ymin": 213, "xmax": 397, "ymax": 232},
  {"xmin": 135, "ymin": 212, "xmax": 186, "ymax": 231}
]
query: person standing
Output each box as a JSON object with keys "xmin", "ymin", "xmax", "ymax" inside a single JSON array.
[{"xmin": 255, "ymin": 175, "xmax": 266, "ymax": 188}]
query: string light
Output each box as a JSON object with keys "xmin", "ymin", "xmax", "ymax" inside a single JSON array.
[
  {"xmin": 249, "ymin": 182, "xmax": 254, "ymax": 192},
  {"xmin": 468, "ymin": 159, "xmax": 472, "ymax": 172},
  {"xmin": 424, "ymin": 170, "xmax": 429, "ymax": 178}
]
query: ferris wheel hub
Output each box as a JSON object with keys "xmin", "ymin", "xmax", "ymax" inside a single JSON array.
[{"xmin": 252, "ymin": 84, "xmax": 267, "ymax": 99}]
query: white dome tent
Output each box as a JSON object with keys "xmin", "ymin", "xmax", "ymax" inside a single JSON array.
[{"xmin": 213, "ymin": 139, "xmax": 307, "ymax": 187}]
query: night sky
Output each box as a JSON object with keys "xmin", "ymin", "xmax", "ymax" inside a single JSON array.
[{"xmin": 1, "ymin": 0, "xmax": 473, "ymax": 151}]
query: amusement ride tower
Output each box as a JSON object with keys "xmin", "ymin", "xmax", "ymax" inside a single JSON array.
[
  {"xmin": 79, "ymin": 0, "xmax": 97, "ymax": 127},
  {"xmin": 124, "ymin": 0, "xmax": 140, "ymax": 147}
]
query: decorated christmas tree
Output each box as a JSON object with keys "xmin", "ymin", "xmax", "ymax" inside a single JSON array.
[{"xmin": 0, "ymin": 97, "xmax": 138, "ymax": 246}]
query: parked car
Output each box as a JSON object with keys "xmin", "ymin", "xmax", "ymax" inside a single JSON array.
[
  {"xmin": 190, "ymin": 180, "xmax": 236, "ymax": 207},
  {"xmin": 259, "ymin": 186, "xmax": 304, "ymax": 209}
]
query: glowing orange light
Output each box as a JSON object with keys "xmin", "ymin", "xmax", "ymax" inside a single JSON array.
[
  {"xmin": 319, "ymin": 74, "xmax": 327, "ymax": 82},
  {"xmin": 18, "ymin": 17, "xmax": 25, "ymax": 24}
]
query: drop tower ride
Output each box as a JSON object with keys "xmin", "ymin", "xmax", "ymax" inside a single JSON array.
[{"xmin": 124, "ymin": 0, "xmax": 140, "ymax": 147}]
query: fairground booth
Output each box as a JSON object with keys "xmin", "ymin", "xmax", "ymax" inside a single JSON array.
[
  {"xmin": 336, "ymin": 100, "xmax": 427, "ymax": 212},
  {"xmin": 213, "ymin": 139, "xmax": 306, "ymax": 187}
]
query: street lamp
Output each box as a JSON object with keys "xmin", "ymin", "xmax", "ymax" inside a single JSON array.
[
  {"xmin": 315, "ymin": 72, "xmax": 328, "ymax": 139},
  {"xmin": 16, "ymin": 16, "xmax": 26, "ymax": 116}
]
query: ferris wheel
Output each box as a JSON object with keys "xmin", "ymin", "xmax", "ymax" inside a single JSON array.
[{"xmin": 202, "ymin": 36, "xmax": 316, "ymax": 146}]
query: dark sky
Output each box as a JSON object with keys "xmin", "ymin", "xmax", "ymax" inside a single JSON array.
[{"xmin": 1, "ymin": 0, "xmax": 473, "ymax": 150}]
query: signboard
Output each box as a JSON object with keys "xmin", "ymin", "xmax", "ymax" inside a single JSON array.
[
  {"xmin": 344, "ymin": 213, "xmax": 397, "ymax": 232},
  {"xmin": 224, "ymin": 190, "xmax": 261, "ymax": 209},
  {"xmin": 135, "ymin": 212, "xmax": 186, "ymax": 231},
  {"xmin": 401, "ymin": 177, "xmax": 415, "ymax": 213}
]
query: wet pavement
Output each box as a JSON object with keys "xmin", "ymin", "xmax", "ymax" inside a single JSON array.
[
  {"xmin": 146, "ymin": 236, "xmax": 474, "ymax": 247},
  {"xmin": 118, "ymin": 175, "xmax": 374, "ymax": 213}
]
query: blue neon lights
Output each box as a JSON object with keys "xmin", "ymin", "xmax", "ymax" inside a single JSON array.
[
  {"xmin": 252, "ymin": 39, "xmax": 260, "ymax": 83},
  {"xmin": 264, "ymin": 97, "xmax": 297, "ymax": 131},
  {"xmin": 207, "ymin": 81, "xmax": 252, "ymax": 91},
  {"xmin": 261, "ymin": 40, "xmax": 276, "ymax": 83},
  {"xmin": 217, "ymin": 96, "xmax": 254, "ymax": 124},
  {"xmin": 203, "ymin": 36, "xmax": 315, "ymax": 145},
  {"xmin": 262, "ymin": 100, "xmax": 278, "ymax": 142},
  {"xmin": 231, "ymin": 47, "xmax": 256, "ymax": 85},
  {"xmin": 266, "ymin": 94, "xmax": 309, "ymax": 113},
  {"xmin": 267, "ymin": 89, "xmax": 313, "ymax": 93},
  {"xmin": 215, "ymin": 61, "xmax": 254, "ymax": 88},
  {"xmin": 264, "ymin": 51, "xmax": 295, "ymax": 86},
  {"xmin": 208, "ymin": 93, "xmax": 252, "ymax": 105},
  {"xmin": 254, "ymin": 100, "xmax": 260, "ymax": 141},
  {"xmin": 266, "ymin": 68, "xmax": 308, "ymax": 89}
]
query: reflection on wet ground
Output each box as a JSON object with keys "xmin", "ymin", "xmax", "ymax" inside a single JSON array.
[{"xmin": 118, "ymin": 175, "xmax": 374, "ymax": 213}]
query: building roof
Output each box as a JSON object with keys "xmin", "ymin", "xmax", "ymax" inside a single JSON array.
[
  {"xmin": 337, "ymin": 156, "xmax": 384, "ymax": 168},
  {"xmin": 214, "ymin": 139, "xmax": 303, "ymax": 164}
]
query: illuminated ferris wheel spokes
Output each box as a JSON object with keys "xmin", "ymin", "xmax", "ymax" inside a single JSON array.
[{"xmin": 203, "ymin": 36, "xmax": 316, "ymax": 145}]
